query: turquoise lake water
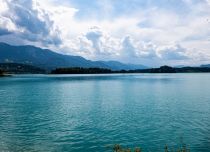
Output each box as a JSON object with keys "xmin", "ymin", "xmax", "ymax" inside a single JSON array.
[{"xmin": 0, "ymin": 74, "xmax": 210, "ymax": 152}]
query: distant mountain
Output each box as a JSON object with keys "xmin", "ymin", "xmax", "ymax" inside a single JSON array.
[
  {"xmin": 174, "ymin": 65, "xmax": 186, "ymax": 68},
  {"xmin": 200, "ymin": 64, "xmax": 210, "ymax": 68},
  {"xmin": 0, "ymin": 42, "xmax": 147, "ymax": 70},
  {"xmin": 0, "ymin": 42, "xmax": 97, "ymax": 70},
  {"xmin": 94, "ymin": 61, "xmax": 147, "ymax": 70},
  {"xmin": 132, "ymin": 66, "xmax": 210, "ymax": 73}
]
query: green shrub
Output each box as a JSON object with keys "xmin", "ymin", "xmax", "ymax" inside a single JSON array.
[{"xmin": 112, "ymin": 144, "xmax": 190, "ymax": 152}]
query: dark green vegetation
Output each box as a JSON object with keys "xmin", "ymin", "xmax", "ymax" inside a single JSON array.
[
  {"xmin": 0, "ymin": 69, "xmax": 4, "ymax": 76},
  {"xmin": 51, "ymin": 65, "xmax": 210, "ymax": 74},
  {"xmin": 0, "ymin": 68, "xmax": 10, "ymax": 77},
  {"xmin": 0, "ymin": 42, "xmax": 146, "ymax": 70},
  {"xmin": 131, "ymin": 65, "xmax": 210, "ymax": 73},
  {"xmin": 112, "ymin": 144, "xmax": 190, "ymax": 152},
  {"xmin": 0, "ymin": 69, "xmax": 3, "ymax": 75},
  {"xmin": 51, "ymin": 67, "xmax": 112, "ymax": 74},
  {"xmin": 135, "ymin": 65, "xmax": 176, "ymax": 73},
  {"xmin": 0, "ymin": 63, "xmax": 46, "ymax": 74}
]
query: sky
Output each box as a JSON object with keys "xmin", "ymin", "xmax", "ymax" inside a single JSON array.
[{"xmin": 0, "ymin": 0, "xmax": 210, "ymax": 66}]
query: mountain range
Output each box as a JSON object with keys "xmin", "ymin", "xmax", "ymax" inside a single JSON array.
[
  {"xmin": 200, "ymin": 64, "xmax": 210, "ymax": 68},
  {"xmin": 0, "ymin": 42, "xmax": 147, "ymax": 70}
]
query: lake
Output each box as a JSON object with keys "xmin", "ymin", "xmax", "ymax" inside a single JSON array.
[{"xmin": 0, "ymin": 74, "xmax": 210, "ymax": 152}]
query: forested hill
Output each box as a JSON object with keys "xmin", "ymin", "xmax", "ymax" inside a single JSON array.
[
  {"xmin": 0, "ymin": 42, "xmax": 146, "ymax": 70},
  {"xmin": 0, "ymin": 63, "xmax": 46, "ymax": 74}
]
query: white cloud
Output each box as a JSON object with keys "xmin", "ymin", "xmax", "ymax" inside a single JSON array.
[
  {"xmin": 207, "ymin": 0, "xmax": 210, "ymax": 5},
  {"xmin": 0, "ymin": 0, "xmax": 210, "ymax": 66},
  {"xmin": 158, "ymin": 44, "xmax": 189, "ymax": 60},
  {"xmin": 121, "ymin": 36, "xmax": 137, "ymax": 58},
  {"xmin": 85, "ymin": 27, "xmax": 102, "ymax": 54},
  {"xmin": 0, "ymin": 0, "xmax": 62, "ymax": 45}
]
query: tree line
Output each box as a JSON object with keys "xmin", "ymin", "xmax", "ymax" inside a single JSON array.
[{"xmin": 51, "ymin": 66, "xmax": 210, "ymax": 74}]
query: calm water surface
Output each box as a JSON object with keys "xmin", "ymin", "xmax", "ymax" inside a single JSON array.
[{"xmin": 0, "ymin": 74, "xmax": 210, "ymax": 152}]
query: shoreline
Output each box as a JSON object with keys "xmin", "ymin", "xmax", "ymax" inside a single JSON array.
[
  {"xmin": 50, "ymin": 66, "xmax": 210, "ymax": 74},
  {"xmin": 3, "ymin": 72, "xmax": 210, "ymax": 75},
  {"xmin": 0, "ymin": 74, "xmax": 12, "ymax": 77}
]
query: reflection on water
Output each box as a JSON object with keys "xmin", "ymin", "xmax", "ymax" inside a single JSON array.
[{"xmin": 0, "ymin": 74, "xmax": 210, "ymax": 152}]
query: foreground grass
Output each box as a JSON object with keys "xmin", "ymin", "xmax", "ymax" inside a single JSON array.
[{"xmin": 112, "ymin": 144, "xmax": 190, "ymax": 152}]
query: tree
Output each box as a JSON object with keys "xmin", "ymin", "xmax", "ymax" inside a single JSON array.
[{"xmin": 0, "ymin": 69, "xmax": 4, "ymax": 75}]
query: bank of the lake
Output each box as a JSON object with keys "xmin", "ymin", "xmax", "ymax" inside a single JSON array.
[{"xmin": 51, "ymin": 66, "xmax": 210, "ymax": 74}]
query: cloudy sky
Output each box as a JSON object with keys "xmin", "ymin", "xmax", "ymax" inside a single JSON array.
[{"xmin": 0, "ymin": 0, "xmax": 210, "ymax": 66}]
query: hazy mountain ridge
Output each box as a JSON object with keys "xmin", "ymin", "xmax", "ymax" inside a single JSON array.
[
  {"xmin": 0, "ymin": 42, "xmax": 147, "ymax": 70},
  {"xmin": 94, "ymin": 61, "xmax": 147, "ymax": 70},
  {"xmin": 200, "ymin": 64, "xmax": 210, "ymax": 68}
]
